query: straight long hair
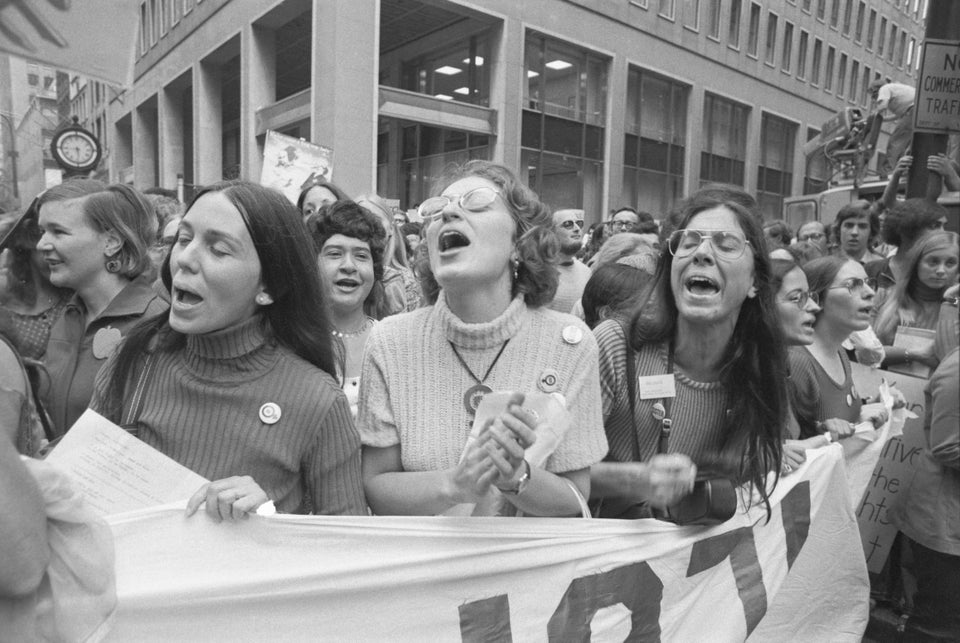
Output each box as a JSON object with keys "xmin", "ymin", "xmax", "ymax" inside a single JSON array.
[
  {"xmin": 626, "ymin": 188, "xmax": 786, "ymax": 517},
  {"xmin": 103, "ymin": 181, "xmax": 337, "ymax": 415}
]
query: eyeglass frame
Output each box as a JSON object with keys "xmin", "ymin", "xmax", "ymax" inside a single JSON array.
[
  {"xmin": 827, "ymin": 277, "xmax": 878, "ymax": 293},
  {"xmin": 778, "ymin": 290, "xmax": 820, "ymax": 309},
  {"xmin": 559, "ymin": 219, "xmax": 585, "ymax": 230},
  {"xmin": 417, "ymin": 186, "xmax": 503, "ymax": 224},
  {"xmin": 798, "ymin": 232, "xmax": 826, "ymax": 242},
  {"xmin": 667, "ymin": 228, "xmax": 752, "ymax": 260}
]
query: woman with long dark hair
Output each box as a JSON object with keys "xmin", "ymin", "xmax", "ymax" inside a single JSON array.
[
  {"xmin": 592, "ymin": 186, "xmax": 787, "ymax": 517},
  {"xmin": 360, "ymin": 161, "xmax": 607, "ymax": 517},
  {"xmin": 90, "ymin": 180, "xmax": 366, "ymax": 519}
]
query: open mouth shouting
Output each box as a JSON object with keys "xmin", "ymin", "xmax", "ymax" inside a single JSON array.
[
  {"xmin": 438, "ymin": 230, "xmax": 471, "ymax": 254},
  {"xmin": 334, "ymin": 277, "xmax": 362, "ymax": 293},
  {"xmin": 172, "ymin": 283, "xmax": 204, "ymax": 309},
  {"xmin": 684, "ymin": 275, "xmax": 721, "ymax": 297}
]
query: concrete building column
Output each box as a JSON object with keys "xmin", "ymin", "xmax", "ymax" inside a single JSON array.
[
  {"xmin": 311, "ymin": 0, "xmax": 378, "ymax": 197},
  {"xmin": 686, "ymin": 85, "xmax": 705, "ymax": 196},
  {"xmin": 194, "ymin": 60, "xmax": 223, "ymax": 186},
  {"xmin": 132, "ymin": 100, "xmax": 157, "ymax": 190},
  {"xmin": 159, "ymin": 85, "xmax": 184, "ymax": 190},
  {"xmin": 241, "ymin": 22, "xmax": 276, "ymax": 183},
  {"xmin": 491, "ymin": 14, "xmax": 523, "ymax": 170},
  {"xmin": 605, "ymin": 54, "xmax": 629, "ymax": 218}
]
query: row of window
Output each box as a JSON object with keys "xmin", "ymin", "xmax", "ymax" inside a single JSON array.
[{"xmin": 138, "ymin": 0, "xmax": 204, "ymax": 56}]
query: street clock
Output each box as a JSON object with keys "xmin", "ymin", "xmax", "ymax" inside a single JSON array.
[{"xmin": 50, "ymin": 117, "xmax": 102, "ymax": 175}]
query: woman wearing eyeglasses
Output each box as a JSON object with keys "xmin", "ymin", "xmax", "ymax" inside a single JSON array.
[
  {"xmin": 872, "ymin": 230, "xmax": 959, "ymax": 374},
  {"xmin": 788, "ymin": 256, "xmax": 889, "ymax": 440},
  {"xmin": 359, "ymin": 161, "xmax": 608, "ymax": 516},
  {"xmin": 592, "ymin": 187, "xmax": 787, "ymax": 518}
]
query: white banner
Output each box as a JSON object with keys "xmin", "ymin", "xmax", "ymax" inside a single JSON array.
[
  {"xmin": 0, "ymin": 1, "xmax": 139, "ymax": 86},
  {"xmin": 259, "ymin": 130, "xmax": 333, "ymax": 205},
  {"xmin": 103, "ymin": 447, "xmax": 867, "ymax": 642}
]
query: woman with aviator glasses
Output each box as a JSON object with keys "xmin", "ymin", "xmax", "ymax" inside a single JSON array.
[
  {"xmin": 788, "ymin": 256, "xmax": 889, "ymax": 441},
  {"xmin": 359, "ymin": 161, "xmax": 607, "ymax": 517},
  {"xmin": 592, "ymin": 187, "xmax": 788, "ymax": 519}
]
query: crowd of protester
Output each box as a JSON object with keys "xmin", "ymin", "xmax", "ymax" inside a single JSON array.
[{"xmin": 1, "ymin": 157, "xmax": 957, "ymax": 638}]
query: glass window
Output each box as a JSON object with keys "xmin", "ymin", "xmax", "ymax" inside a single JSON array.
[
  {"xmin": 757, "ymin": 113, "xmax": 797, "ymax": 219},
  {"xmin": 683, "ymin": 0, "xmax": 700, "ymax": 29},
  {"xmin": 887, "ymin": 24, "xmax": 896, "ymax": 62},
  {"xmin": 824, "ymin": 46, "xmax": 835, "ymax": 91},
  {"xmin": 782, "ymin": 22, "xmax": 794, "ymax": 72},
  {"xmin": 841, "ymin": 0, "xmax": 852, "ymax": 35},
  {"xmin": 797, "ymin": 31, "xmax": 809, "ymax": 79},
  {"xmin": 906, "ymin": 37, "xmax": 915, "ymax": 69},
  {"xmin": 816, "ymin": 0, "xmax": 826, "ymax": 21},
  {"xmin": 811, "ymin": 38, "xmax": 822, "ymax": 85},
  {"xmin": 866, "ymin": 9, "xmax": 876, "ymax": 49},
  {"xmin": 659, "ymin": 0, "xmax": 676, "ymax": 19},
  {"xmin": 707, "ymin": 0, "xmax": 721, "ymax": 38},
  {"xmin": 804, "ymin": 127, "xmax": 829, "ymax": 193},
  {"xmin": 829, "ymin": 0, "xmax": 840, "ymax": 28},
  {"xmin": 701, "ymin": 93, "xmax": 749, "ymax": 186},
  {"xmin": 898, "ymin": 31, "xmax": 907, "ymax": 68},
  {"xmin": 398, "ymin": 33, "xmax": 492, "ymax": 107},
  {"xmin": 854, "ymin": 1, "xmax": 865, "ymax": 42},
  {"xmin": 849, "ymin": 60, "xmax": 859, "ymax": 102},
  {"xmin": 837, "ymin": 53, "xmax": 847, "ymax": 97},
  {"xmin": 802, "ymin": 0, "xmax": 812, "ymax": 12},
  {"xmin": 765, "ymin": 13, "xmax": 778, "ymax": 65},
  {"xmin": 728, "ymin": 0, "xmax": 742, "ymax": 48},
  {"xmin": 523, "ymin": 32, "xmax": 606, "ymax": 214},
  {"xmin": 747, "ymin": 3, "xmax": 761, "ymax": 57},
  {"xmin": 877, "ymin": 17, "xmax": 887, "ymax": 57},
  {"xmin": 623, "ymin": 69, "xmax": 688, "ymax": 216},
  {"xmin": 861, "ymin": 65, "xmax": 871, "ymax": 106}
]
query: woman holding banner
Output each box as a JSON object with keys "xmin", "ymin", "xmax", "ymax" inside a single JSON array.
[
  {"xmin": 91, "ymin": 180, "xmax": 366, "ymax": 519},
  {"xmin": 591, "ymin": 186, "xmax": 787, "ymax": 518},
  {"xmin": 788, "ymin": 256, "xmax": 889, "ymax": 440},
  {"xmin": 359, "ymin": 161, "xmax": 607, "ymax": 517}
]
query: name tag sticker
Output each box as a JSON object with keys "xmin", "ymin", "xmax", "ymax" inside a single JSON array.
[{"xmin": 637, "ymin": 374, "xmax": 676, "ymax": 400}]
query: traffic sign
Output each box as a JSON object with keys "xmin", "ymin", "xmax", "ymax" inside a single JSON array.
[{"xmin": 914, "ymin": 38, "xmax": 960, "ymax": 133}]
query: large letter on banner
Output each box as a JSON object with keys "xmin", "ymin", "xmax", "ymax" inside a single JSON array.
[{"xmin": 103, "ymin": 447, "xmax": 866, "ymax": 641}]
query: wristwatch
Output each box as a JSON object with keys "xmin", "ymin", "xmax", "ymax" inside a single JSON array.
[{"xmin": 498, "ymin": 459, "xmax": 531, "ymax": 496}]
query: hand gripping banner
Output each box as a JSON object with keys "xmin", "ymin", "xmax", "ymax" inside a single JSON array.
[{"xmin": 104, "ymin": 446, "xmax": 868, "ymax": 642}]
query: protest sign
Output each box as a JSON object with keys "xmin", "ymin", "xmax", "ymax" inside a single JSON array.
[
  {"xmin": 259, "ymin": 130, "xmax": 333, "ymax": 204},
  {"xmin": 104, "ymin": 447, "xmax": 867, "ymax": 641},
  {"xmin": 849, "ymin": 364, "xmax": 928, "ymax": 573}
]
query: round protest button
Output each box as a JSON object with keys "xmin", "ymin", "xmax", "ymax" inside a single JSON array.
[
  {"xmin": 259, "ymin": 402, "xmax": 282, "ymax": 425},
  {"xmin": 561, "ymin": 325, "xmax": 583, "ymax": 345},
  {"xmin": 538, "ymin": 369, "xmax": 560, "ymax": 393}
]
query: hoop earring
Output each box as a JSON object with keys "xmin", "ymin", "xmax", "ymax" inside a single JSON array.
[{"xmin": 105, "ymin": 255, "xmax": 122, "ymax": 274}]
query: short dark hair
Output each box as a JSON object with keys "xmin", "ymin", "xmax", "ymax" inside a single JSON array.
[
  {"xmin": 833, "ymin": 200, "xmax": 878, "ymax": 243},
  {"xmin": 581, "ymin": 262, "xmax": 653, "ymax": 330}
]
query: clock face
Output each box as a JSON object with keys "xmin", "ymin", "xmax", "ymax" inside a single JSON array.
[{"xmin": 52, "ymin": 128, "xmax": 101, "ymax": 171}]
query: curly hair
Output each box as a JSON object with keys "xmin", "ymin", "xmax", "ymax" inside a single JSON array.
[
  {"xmin": 306, "ymin": 200, "xmax": 389, "ymax": 319},
  {"xmin": 626, "ymin": 185, "xmax": 786, "ymax": 518},
  {"xmin": 879, "ymin": 198, "xmax": 948, "ymax": 248},
  {"xmin": 873, "ymin": 230, "xmax": 959, "ymax": 342},
  {"xmin": 415, "ymin": 160, "xmax": 559, "ymax": 308}
]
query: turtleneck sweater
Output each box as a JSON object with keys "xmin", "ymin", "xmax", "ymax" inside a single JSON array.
[
  {"xmin": 90, "ymin": 315, "xmax": 366, "ymax": 515},
  {"xmin": 358, "ymin": 292, "xmax": 608, "ymax": 474}
]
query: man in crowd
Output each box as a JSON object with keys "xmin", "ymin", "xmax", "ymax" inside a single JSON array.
[
  {"xmin": 834, "ymin": 201, "xmax": 884, "ymax": 264},
  {"xmin": 868, "ymin": 80, "xmax": 915, "ymax": 178},
  {"xmin": 609, "ymin": 207, "xmax": 642, "ymax": 235},
  {"xmin": 548, "ymin": 208, "xmax": 592, "ymax": 314},
  {"xmin": 796, "ymin": 220, "xmax": 828, "ymax": 254}
]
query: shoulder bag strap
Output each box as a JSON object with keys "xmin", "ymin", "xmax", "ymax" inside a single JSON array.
[{"xmin": 122, "ymin": 355, "xmax": 155, "ymax": 429}]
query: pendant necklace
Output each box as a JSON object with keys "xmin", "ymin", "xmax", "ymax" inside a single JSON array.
[{"xmin": 449, "ymin": 339, "xmax": 510, "ymax": 416}]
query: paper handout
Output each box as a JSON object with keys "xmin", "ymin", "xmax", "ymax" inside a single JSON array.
[{"xmin": 46, "ymin": 409, "xmax": 208, "ymax": 517}]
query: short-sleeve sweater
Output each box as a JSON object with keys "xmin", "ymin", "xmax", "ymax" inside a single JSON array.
[
  {"xmin": 89, "ymin": 315, "xmax": 367, "ymax": 515},
  {"xmin": 594, "ymin": 319, "xmax": 729, "ymax": 463},
  {"xmin": 787, "ymin": 345, "xmax": 862, "ymax": 436},
  {"xmin": 357, "ymin": 293, "xmax": 608, "ymax": 474}
]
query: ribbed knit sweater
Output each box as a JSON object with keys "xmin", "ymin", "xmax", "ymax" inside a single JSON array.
[
  {"xmin": 594, "ymin": 319, "xmax": 728, "ymax": 463},
  {"xmin": 548, "ymin": 259, "xmax": 592, "ymax": 314},
  {"xmin": 89, "ymin": 315, "xmax": 366, "ymax": 515},
  {"xmin": 357, "ymin": 293, "xmax": 608, "ymax": 474}
]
